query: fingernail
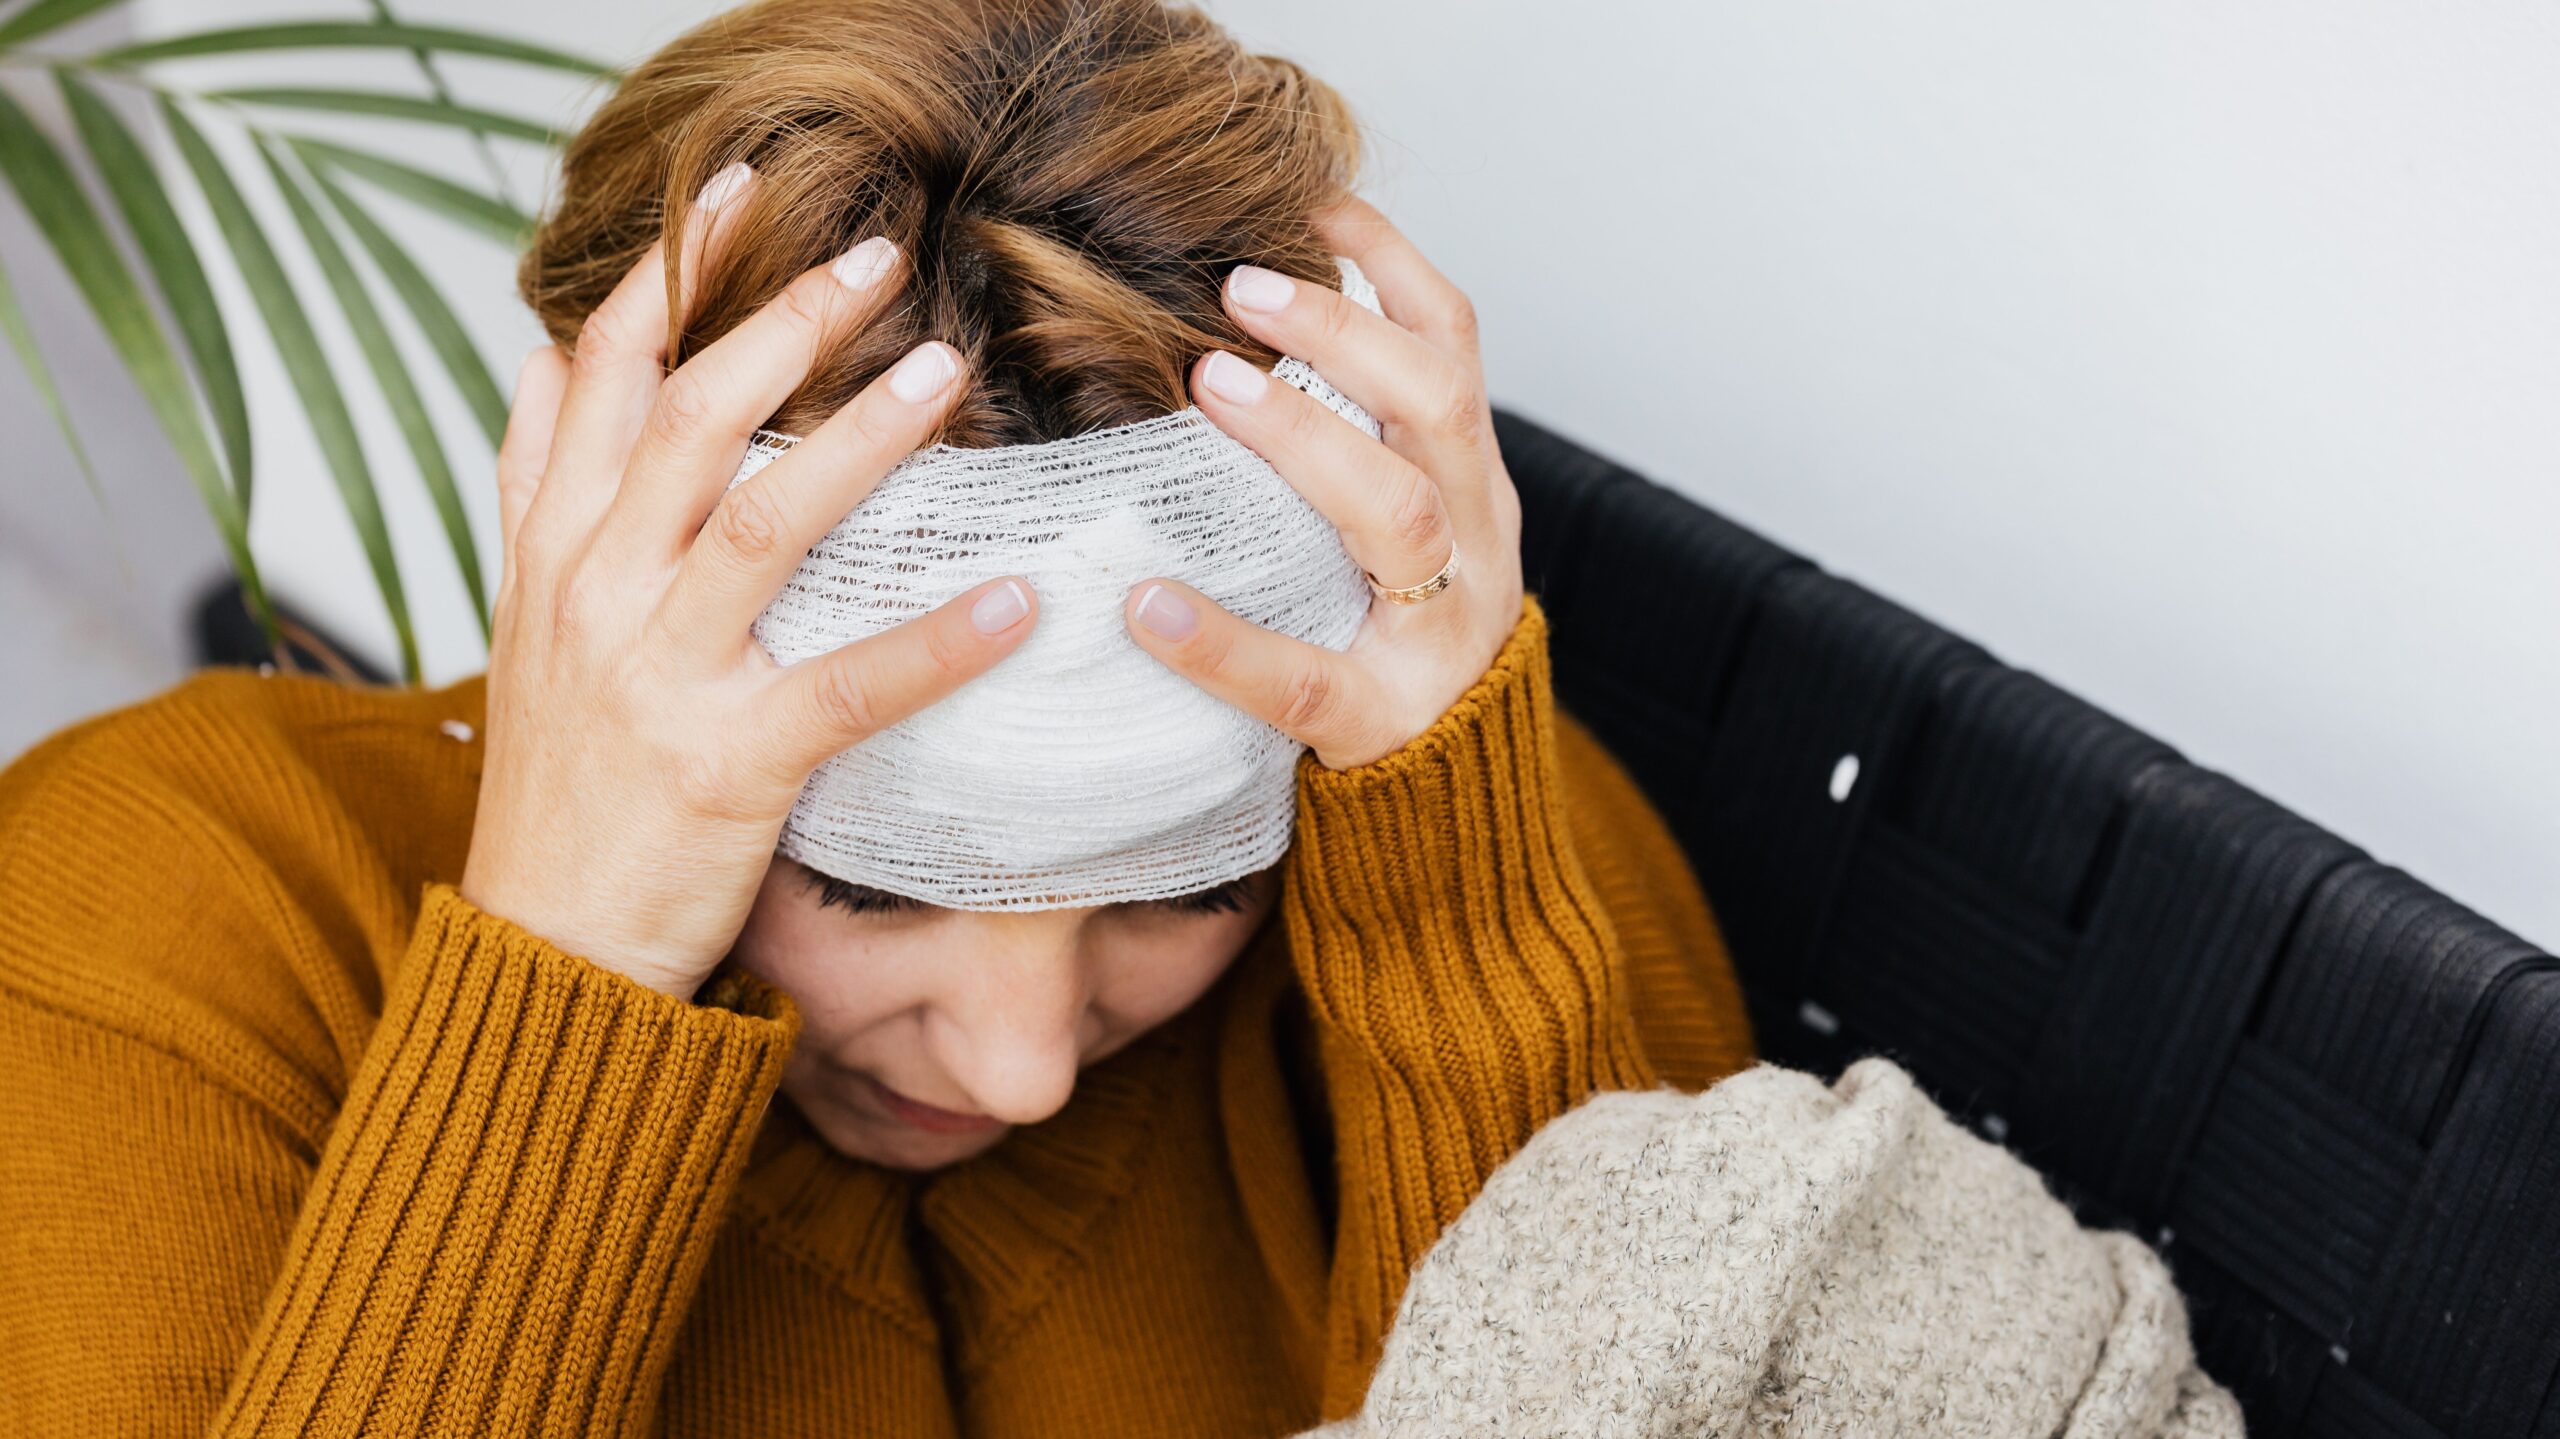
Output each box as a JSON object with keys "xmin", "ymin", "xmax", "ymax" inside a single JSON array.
[
  {"xmin": 1200, "ymin": 350, "xmax": 1269, "ymax": 406},
  {"xmin": 1133, "ymin": 583, "xmax": 1198, "ymax": 641},
  {"xmin": 889, "ymin": 342, "xmax": 959, "ymax": 403},
  {"xmin": 971, "ymin": 579, "xmax": 1030, "ymax": 634},
  {"xmin": 1227, "ymin": 264, "xmax": 1296, "ymax": 314},
  {"xmin": 832, "ymin": 236, "xmax": 897, "ymax": 292},
  {"xmin": 696, "ymin": 160, "xmax": 753, "ymax": 213}
]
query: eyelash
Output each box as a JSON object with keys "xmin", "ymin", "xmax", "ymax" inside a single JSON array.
[
  {"xmin": 804, "ymin": 875, "xmax": 1255, "ymax": 917},
  {"xmin": 806, "ymin": 876, "xmax": 922, "ymax": 915}
]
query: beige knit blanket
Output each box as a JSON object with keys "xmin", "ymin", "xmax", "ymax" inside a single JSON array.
[{"xmin": 1304, "ymin": 1059, "xmax": 2243, "ymax": 1438}]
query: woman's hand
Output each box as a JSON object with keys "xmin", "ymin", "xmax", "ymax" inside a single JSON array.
[
  {"xmin": 1122, "ymin": 197, "xmax": 1526, "ymax": 770},
  {"xmin": 461, "ymin": 165, "xmax": 1038, "ymax": 999}
]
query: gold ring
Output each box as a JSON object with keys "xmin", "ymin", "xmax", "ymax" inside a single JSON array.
[{"xmin": 1368, "ymin": 541, "xmax": 1461, "ymax": 605}]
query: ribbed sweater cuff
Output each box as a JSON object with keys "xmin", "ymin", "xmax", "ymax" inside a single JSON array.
[
  {"xmin": 1286, "ymin": 598, "xmax": 1658, "ymax": 1175},
  {"xmin": 214, "ymin": 883, "xmax": 796, "ymax": 1437}
]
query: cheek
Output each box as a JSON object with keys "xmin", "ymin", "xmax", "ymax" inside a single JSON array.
[
  {"xmin": 1092, "ymin": 914, "xmax": 1264, "ymax": 1029},
  {"xmin": 733, "ymin": 877, "xmax": 924, "ymax": 1050}
]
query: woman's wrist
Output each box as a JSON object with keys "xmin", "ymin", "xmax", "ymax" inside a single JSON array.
[
  {"xmin": 1287, "ymin": 599, "xmax": 1599, "ymax": 962},
  {"xmin": 438, "ymin": 878, "xmax": 798, "ymax": 1019},
  {"xmin": 1290, "ymin": 588, "xmax": 1628, "ymax": 1003},
  {"xmin": 1298, "ymin": 597, "xmax": 1550, "ymax": 788}
]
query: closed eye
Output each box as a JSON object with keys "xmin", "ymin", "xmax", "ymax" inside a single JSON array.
[
  {"xmin": 1149, "ymin": 877, "xmax": 1255, "ymax": 916},
  {"xmin": 801, "ymin": 873, "xmax": 1258, "ymax": 917},
  {"xmin": 805, "ymin": 874, "xmax": 922, "ymax": 915}
]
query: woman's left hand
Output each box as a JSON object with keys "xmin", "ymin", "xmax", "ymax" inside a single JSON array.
[{"xmin": 1122, "ymin": 197, "xmax": 1526, "ymax": 770}]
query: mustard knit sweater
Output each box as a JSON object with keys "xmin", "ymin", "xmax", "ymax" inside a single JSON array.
[{"xmin": 0, "ymin": 602, "xmax": 1752, "ymax": 1437}]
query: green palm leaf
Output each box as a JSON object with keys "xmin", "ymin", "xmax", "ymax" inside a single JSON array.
[
  {"xmin": 0, "ymin": 84, "xmax": 273, "ymax": 643},
  {"xmin": 57, "ymin": 70, "xmax": 252, "ymax": 501},
  {"xmin": 207, "ymin": 88, "xmax": 559, "ymax": 145},
  {"xmin": 263, "ymin": 138, "xmax": 487, "ymax": 639},
  {"xmin": 94, "ymin": 22, "xmax": 613, "ymax": 76},
  {"xmin": 362, "ymin": 0, "xmax": 519, "ymax": 208},
  {"xmin": 286, "ymin": 136, "xmax": 530, "ymax": 246},
  {"xmin": 309, "ymin": 167, "xmax": 507, "ymax": 448},
  {"xmin": 160, "ymin": 97, "xmax": 418, "ymax": 681},
  {"xmin": 8, "ymin": 9, "xmax": 587, "ymax": 674},
  {"xmin": 0, "ymin": 0, "xmax": 127, "ymax": 51},
  {"xmin": 0, "ymin": 243, "xmax": 106, "ymax": 510}
]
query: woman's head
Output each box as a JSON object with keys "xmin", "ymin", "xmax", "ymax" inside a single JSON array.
[
  {"xmin": 522, "ymin": 0, "xmax": 1361, "ymax": 442},
  {"xmin": 520, "ymin": 0, "xmax": 1360, "ymax": 1169}
]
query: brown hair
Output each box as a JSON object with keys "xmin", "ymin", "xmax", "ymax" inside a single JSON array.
[{"xmin": 519, "ymin": 0, "xmax": 1361, "ymax": 444}]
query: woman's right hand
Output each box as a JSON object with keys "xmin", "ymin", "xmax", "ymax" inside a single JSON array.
[{"xmin": 460, "ymin": 164, "xmax": 1039, "ymax": 1000}]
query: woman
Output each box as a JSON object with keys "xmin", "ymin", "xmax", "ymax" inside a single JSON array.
[{"xmin": 0, "ymin": 1, "xmax": 1752, "ymax": 1434}]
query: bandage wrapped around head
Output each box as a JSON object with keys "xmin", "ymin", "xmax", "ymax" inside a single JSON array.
[{"xmin": 735, "ymin": 259, "xmax": 1383, "ymax": 909}]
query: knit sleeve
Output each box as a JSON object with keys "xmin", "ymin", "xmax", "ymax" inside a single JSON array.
[
  {"xmin": 0, "ymin": 707, "xmax": 795, "ymax": 1436},
  {"xmin": 207, "ymin": 885, "xmax": 797, "ymax": 1434},
  {"xmin": 1281, "ymin": 597, "xmax": 1661, "ymax": 1417}
]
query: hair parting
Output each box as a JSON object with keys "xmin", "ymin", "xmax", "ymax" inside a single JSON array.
[{"xmin": 519, "ymin": 0, "xmax": 1363, "ymax": 445}]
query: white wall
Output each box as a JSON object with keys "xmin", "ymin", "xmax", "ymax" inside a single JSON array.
[{"xmin": 8, "ymin": 1, "xmax": 2553, "ymax": 945}]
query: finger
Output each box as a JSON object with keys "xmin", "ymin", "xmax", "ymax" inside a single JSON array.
[
  {"xmin": 663, "ymin": 340, "xmax": 964, "ymax": 654},
  {"xmin": 763, "ymin": 574, "xmax": 1037, "ymax": 778},
  {"xmin": 523, "ymin": 161, "xmax": 758, "ymax": 554},
  {"xmin": 1221, "ymin": 259, "xmax": 1494, "ymax": 533},
  {"xmin": 1314, "ymin": 195, "xmax": 1484, "ymax": 370},
  {"xmin": 600, "ymin": 234, "xmax": 906, "ymax": 562},
  {"xmin": 1124, "ymin": 579, "xmax": 1391, "ymax": 768},
  {"xmin": 1192, "ymin": 349, "xmax": 1458, "ymax": 591},
  {"xmin": 496, "ymin": 345, "xmax": 571, "ymax": 572}
]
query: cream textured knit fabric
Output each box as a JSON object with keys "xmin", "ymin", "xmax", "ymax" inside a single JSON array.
[{"xmin": 1304, "ymin": 1059, "xmax": 2243, "ymax": 1439}]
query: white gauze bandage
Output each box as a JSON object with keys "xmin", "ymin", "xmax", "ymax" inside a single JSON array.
[{"xmin": 732, "ymin": 258, "xmax": 1384, "ymax": 909}]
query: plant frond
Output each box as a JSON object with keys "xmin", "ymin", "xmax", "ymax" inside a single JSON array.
[
  {"xmin": 288, "ymin": 135, "xmax": 532, "ymax": 246},
  {"xmin": 161, "ymin": 96, "xmax": 418, "ymax": 681},
  {"xmin": 58, "ymin": 68, "xmax": 251, "ymax": 500},
  {"xmin": 265, "ymin": 137, "xmax": 487, "ymax": 639},
  {"xmin": 93, "ymin": 21, "xmax": 614, "ymax": 77},
  {"xmin": 0, "ymin": 83, "xmax": 275, "ymax": 645}
]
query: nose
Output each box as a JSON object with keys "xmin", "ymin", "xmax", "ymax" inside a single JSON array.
[{"xmin": 928, "ymin": 915, "xmax": 1093, "ymax": 1127}]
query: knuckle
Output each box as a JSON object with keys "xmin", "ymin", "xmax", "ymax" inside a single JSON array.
[
  {"xmin": 505, "ymin": 530, "xmax": 551, "ymax": 598},
  {"xmin": 545, "ymin": 575, "xmax": 601, "ymax": 651},
  {"xmin": 1313, "ymin": 292, "xmax": 1359, "ymax": 346},
  {"xmin": 1431, "ymin": 365, "xmax": 1486, "ymax": 436},
  {"xmin": 1274, "ymin": 663, "xmax": 1342, "ymax": 738},
  {"xmin": 1491, "ymin": 473, "xmax": 1524, "ymax": 543},
  {"xmin": 710, "ymin": 483, "xmax": 789, "ymax": 566},
  {"xmin": 769, "ymin": 274, "xmax": 843, "ymax": 339},
  {"xmin": 496, "ymin": 412, "xmax": 551, "ymax": 474},
  {"xmin": 807, "ymin": 661, "xmax": 885, "ymax": 739},
  {"xmin": 1421, "ymin": 284, "xmax": 1479, "ymax": 347},
  {"xmin": 666, "ymin": 747, "xmax": 737, "ymax": 815},
  {"xmin": 1278, "ymin": 391, "xmax": 1333, "ymax": 450},
  {"xmin": 1183, "ymin": 617, "xmax": 1236, "ymax": 676},
  {"xmin": 546, "ymin": 560, "xmax": 595, "ymax": 628},
  {"xmin": 649, "ymin": 369, "xmax": 720, "ymax": 449},
  {"xmin": 496, "ymin": 467, "xmax": 541, "ymax": 523},
  {"xmin": 918, "ymin": 612, "xmax": 978, "ymax": 681},
  {"xmin": 835, "ymin": 397, "xmax": 902, "ymax": 460},
  {"xmin": 664, "ymin": 754, "xmax": 715, "ymax": 810},
  {"xmin": 542, "ymin": 598, "xmax": 591, "ymax": 660},
  {"xmin": 1381, "ymin": 467, "xmax": 1449, "ymax": 556},
  {"xmin": 574, "ymin": 305, "xmax": 637, "ymax": 370}
]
